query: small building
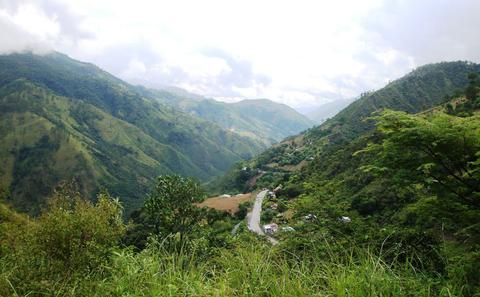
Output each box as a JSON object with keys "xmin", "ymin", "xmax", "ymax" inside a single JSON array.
[
  {"xmin": 263, "ymin": 223, "xmax": 278, "ymax": 234},
  {"xmin": 304, "ymin": 214, "xmax": 317, "ymax": 221},
  {"xmin": 340, "ymin": 216, "xmax": 351, "ymax": 223},
  {"xmin": 270, "ymin": 203, "xmax": 278, "ymax": 210},
  {"xmin": 220, "ymin": 194, "xmax": 231, "ymax": 198},
  {"xmin": 267, "ymin": 191, "xmax": 275, "ymax": 198},
  {"xmin": 282, "ymin": 226, "xmax": 295, "ymax": 232},
  {"xmin": 273, "ymin": 185, "xmax": 282, "ymax": 193}
]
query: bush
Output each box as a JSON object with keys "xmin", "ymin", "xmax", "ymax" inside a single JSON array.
[
  {"xmin": 0, "ymin": 183, "xmax": 126, "ymax": 295},
  {"xmin": 235, "ymin": 201, "xmax": 251, "ymax": 220}
]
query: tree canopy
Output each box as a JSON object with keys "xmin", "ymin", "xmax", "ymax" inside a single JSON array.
[{"xmin": 144, "ymin": 174, "xmax": 206, "ymax": 241}]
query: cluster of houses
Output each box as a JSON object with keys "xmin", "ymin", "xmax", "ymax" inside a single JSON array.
[
  {"xmin": 262, "ymin": 185, "xmax": 296, "ymax": 235},
  {"xmin": 263, "ymin": 223, "xmax": 296, "ymax": 235},
  {"xmin": 260, "ymin": 185, "xmax": 352, "ymax": 237},
  {"xmin": 303, "ymin": 213, "xmax": 351, "ymax": 223}
]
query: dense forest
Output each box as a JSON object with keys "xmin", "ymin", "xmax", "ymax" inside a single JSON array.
[{"xmin": 1, "ymin": 60, "xmax": 479, "ymax": 296}]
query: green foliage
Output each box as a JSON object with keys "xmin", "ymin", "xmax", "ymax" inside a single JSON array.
[
  {"xmin": 0, "ymin": 52, "xmax": 266, "ymax": 214},
  {"xmin": 36, "ymin": 184, "xmax": 125, "ymax": 272},
  {"xmin": 371, "ymin": 110, "xmax": 480, "ymax": 209},
  {"xmin": 210, "ymin": 69, "xmax": 480, "ymax": 295},
  {"xmin": 0, "ymin": 183, "xmax": 125, "ymax": 295},
  {"xmin": 466, "ymin": 72, "xmax": 480, "ymax": 101},
  {"xmin": 145, "ymin": 175, "xmax": 206, "ymax": 241},
  {"xmin": 235, "ymin": 201, "xmax": 251, "ymax": 219},
  {"xmin": 146, "ymin": 90, "xmax": 315, "ymax": 146}
]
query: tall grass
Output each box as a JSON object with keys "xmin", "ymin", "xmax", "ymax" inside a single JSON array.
[
  {"xmin": 1, "ymin": 228, "xmax": 466, "ymax": 296},
  {"xmin": 89, "ymin": 239, "xmax": 462, "ymax": 297}
]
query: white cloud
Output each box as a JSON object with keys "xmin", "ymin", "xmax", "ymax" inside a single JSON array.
[{"xmin": 0, "ymin": 0, "xmax": 479, "ymax": 110}]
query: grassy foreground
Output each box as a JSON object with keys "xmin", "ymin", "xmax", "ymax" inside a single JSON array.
[
  {"xmin": 0, "ymin": 181, "xmax": 471, "ymax": 296},
  {"xmin": 92, "ymin": 241, "xmax": 460, "ymax": 297},
  {"xmin": 1, "ymin": 236, "xmax": 464, "ymax": 296}
]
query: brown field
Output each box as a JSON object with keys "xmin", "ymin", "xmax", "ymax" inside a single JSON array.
[{"xmin": 198, "ymin": 193, "xmax": 252, "ymax": 214}]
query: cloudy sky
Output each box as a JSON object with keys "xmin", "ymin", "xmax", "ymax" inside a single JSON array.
[{"xmin": 1, "ymin": 0, "xmax": 479, "ymax": 112}]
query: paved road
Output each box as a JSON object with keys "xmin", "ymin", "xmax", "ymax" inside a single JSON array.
[{"xmin": 247, "ymin": 190, "xmax": 279, "ymax": 245}]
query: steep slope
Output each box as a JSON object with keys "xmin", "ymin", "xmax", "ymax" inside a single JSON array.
[
  {"xmin": 322, "ymin": 61, "xmax": 480, "ymax": 138},
  {"xmin": 0, "ymin": 52, "xmax": 265, "ymax": 213},
  {"xmin": 208, "ymin": 63, "xmax": 480, "ymax": 293},
  {"xmin": 138, "ymin": 87, "xmax": 314, "ymax": 145},
  {"xmin": 211, "ymin": 61, "xmax": 480, "ymax": 194},
  {"xmin": 230, "ymin": 99, "xmax": 314, "ymax": 142}
]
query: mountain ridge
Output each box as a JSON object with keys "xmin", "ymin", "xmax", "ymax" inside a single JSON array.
[
  {"xmin": 135, "ymin": 89, "xmax": 315, "ymax": 146},
  {"xmin": 0, "ymin": 51, "xmax": 268, "ymax": 213},
  {"xmin": 210, "ymin": 60, "xmax": 480, "ymax": 194}
]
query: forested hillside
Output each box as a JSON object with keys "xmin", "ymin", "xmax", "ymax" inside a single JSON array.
[
  {"xmin": 0, "ymin": 52, "xmax": 265, "ymax": 213},
  {"xmin": 207, "ymin": 62, "xmax": 480, "ymax": 295},
  {"xmin": 211, "ymin": 61, "xmax": 480, "ymax": 194}
]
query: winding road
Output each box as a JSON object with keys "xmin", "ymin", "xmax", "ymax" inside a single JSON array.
[{"xmin": 246, "ymin": 190, "xmax": 279, "ymax": 245}]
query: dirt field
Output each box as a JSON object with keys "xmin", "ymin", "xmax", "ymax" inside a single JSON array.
[{"xmin": 198, "ymin": 193, "xmax": 252, "ymax": 214}]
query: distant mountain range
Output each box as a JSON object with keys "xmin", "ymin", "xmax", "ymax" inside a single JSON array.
[
  {"xmin": 136, "ymin": 87, "xmax": 314, "ymax": 146},
  {"xmin": 0, "ymin": 52, "xmax": 313, "ymax": 213},
  {"xmin": 305, "ymin": 98, "xmax": 356, "ymax": 123}
]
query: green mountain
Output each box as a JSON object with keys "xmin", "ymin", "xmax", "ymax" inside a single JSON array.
[
  {"xmin": 1, "ymin": 59, "xmax": 480, "ymax": 296},
  {"xmin": 322, "ymin": 61, "xmax": 480, "ymax": 138},
  {"xmin": 0, "ymin": 52, "xmax": 266, "ymax": 213},
  {"xmin": 212, "ymin": 61, "xmax": 480, "ymax": 193},
  {"xmin": 207, "ymin": 61, "xmax": 480, "ymax": 294},
  {"xmin": 136, "ymin": 87, "xmax": 315, "ymax": 146}
]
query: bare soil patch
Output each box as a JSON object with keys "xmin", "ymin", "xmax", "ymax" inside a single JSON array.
[{"xmin": 198, "ymin": 193, "xmax": 252, "ymax": 214}]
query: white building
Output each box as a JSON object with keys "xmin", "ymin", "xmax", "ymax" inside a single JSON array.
[{"xmin": 263, "ymin": 223, "xmax": 278, "ymax": 234}]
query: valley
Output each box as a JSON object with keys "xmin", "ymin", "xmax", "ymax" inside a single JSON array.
[
  {"xmin": 0, "ymin": 52, "xmax": 313, "ymax": 214},
  {"xmin": 1, "ymin": 56, "xmax": 479, "ymax": 296},
  {"xmin": 0, "ymin": 13, "xmax": 479, "ymax": 295}
]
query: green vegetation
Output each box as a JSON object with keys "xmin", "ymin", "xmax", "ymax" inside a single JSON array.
[
  {"xmin": 0, "ymin": 185, "xmax": 467, "ymax": 296},
  {"xmin": 211, "ymin": 65, "xmax": 480, "ymax": 295},
  {"xmin": 144, "ymin": 175, "xmax": 206, "ymax": 241},
  {"xmin": 1, "ymin": 54, "xmax": 480, "ymax": 295},
  {"xmin": 0, "ymin": 52, "xmax": 267, "ymax": 214},
  {"xmin": 141, "ymin": 87, "xmax": 315, "ymax": 146}
]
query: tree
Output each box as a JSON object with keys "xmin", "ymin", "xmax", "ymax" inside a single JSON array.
[
  {"xmin": 466, "ymin": 72, "xmax": 479, "ymax": 101},
  {"xmin": 366, "ymin": 110, "xmax": 480, "ymax": 209},
  {"xmin": 144, "ymin": 174, "xmax": 206, "ymax": 242}
]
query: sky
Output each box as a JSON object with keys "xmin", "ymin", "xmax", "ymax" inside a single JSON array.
[{"xmin": 1, "ymin": 0, "xmax": 479, "ymax": 112}]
